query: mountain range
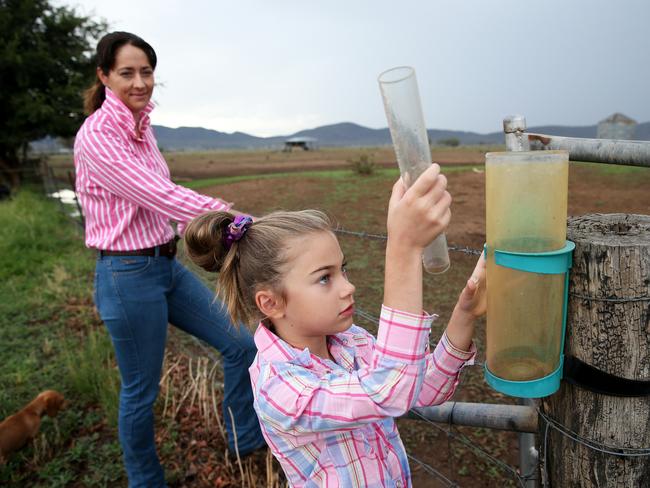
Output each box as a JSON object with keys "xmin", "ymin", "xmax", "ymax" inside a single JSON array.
[
  {"xmin": 152, "ymin": 120, "xmax": 650, "ymax": 151},
  {"xmin": 32, "ymin": 120, "xmax": 650, "ymax": 153}
]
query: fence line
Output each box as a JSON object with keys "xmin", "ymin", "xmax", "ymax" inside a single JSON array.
[
  {"xmin": 42, "ymin": 162, "xmax": 85, "ymax": 231},
  {"xmin": 537, "ymin": 408, "xmax": 650, "ymax": 458},
  {"xmin": 407, "ymin": 453, "xmax": 458, "ymax": 487},
  {"xmin": 334, "ymin": 227, "xmax": 483, "ymax": 256},
  {"xmin": 410, "ymin": 409, "xmax": 533, "ymax": 488}
]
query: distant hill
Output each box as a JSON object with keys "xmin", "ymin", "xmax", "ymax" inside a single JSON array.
[
  {"xmin": 151, "ymin": 121, "xmax": 650, "ymax": 151},
  {"xmin": 31, "ymin": 120, "xmax": 650, "ymax": 153}
]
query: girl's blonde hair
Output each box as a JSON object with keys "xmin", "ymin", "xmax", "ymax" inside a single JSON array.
[{"xmin": 184, "ymin": 210, "xmax": 332, "ymax": 327}]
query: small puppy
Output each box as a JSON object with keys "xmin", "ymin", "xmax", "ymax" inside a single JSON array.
[{"xmin": 0, "ymin": 390, "xmax": 66, "ymax": 463}]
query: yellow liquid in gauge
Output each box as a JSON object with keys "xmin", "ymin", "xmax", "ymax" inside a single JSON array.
[
  {"xmin": 486, "ymin": 258, "xmax": 565, "ymax": 380},
  {"xmin": 485, "ymin": 151, "xmax": 568, "ymax": 381}
]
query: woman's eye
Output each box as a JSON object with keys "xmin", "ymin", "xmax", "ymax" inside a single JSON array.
[
  {"xmin": 341, "ymin": 263, "xmax": 348, "ymax": 276},
  {"xmin": 318, "ymin": 274, "xmax": 330, "ymax": 285}
]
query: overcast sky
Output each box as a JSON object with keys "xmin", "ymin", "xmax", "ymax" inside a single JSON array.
[{"xmin": 57, "ymin": 0, "xmax": 649, "ymax": 137}]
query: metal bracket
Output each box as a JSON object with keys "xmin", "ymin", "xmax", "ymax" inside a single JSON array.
[{"xmin": 563, "ymin": 355, "xmax": 650, "ymax": 397}]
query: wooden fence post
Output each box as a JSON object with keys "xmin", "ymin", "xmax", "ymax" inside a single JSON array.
[{"xmin": 541, "ymin": 213, "xmax": 650, "ymax": 486}]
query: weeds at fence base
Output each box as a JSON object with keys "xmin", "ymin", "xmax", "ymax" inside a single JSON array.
[
  {"xmin": 157, "ymin": 352, "xmax": 286, "ymax": 487},
  {"xmin": 64, "ymin": 325, "xmax": 120, "ymax": 428}
]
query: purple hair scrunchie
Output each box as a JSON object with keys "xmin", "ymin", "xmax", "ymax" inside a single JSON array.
[{"xmin": 224, "ymin": 214, "xmax": 253, "ymax": 250}]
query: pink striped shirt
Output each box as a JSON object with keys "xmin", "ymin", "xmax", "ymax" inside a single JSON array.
[
  {"xmin": 249, "ymin": 305, "xmax": 476, "ymax": 487},
  {"xmin": 73, "ymin": 88, "xmax": 231, "ymax": 250}
]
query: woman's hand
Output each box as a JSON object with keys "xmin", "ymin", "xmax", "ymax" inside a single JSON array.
[
  {"xmin": 386, "ymin": 163, "xmax": 451, "ymax": 252},
  {"xmin": 455, "ymin": 254, "xmax": 487, "ymax": 318}
]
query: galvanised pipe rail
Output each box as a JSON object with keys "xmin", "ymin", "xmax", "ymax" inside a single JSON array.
[
  {"xmin": 406, "ymin": 401, "xmax": 538, "ymax": 433},
  {"xmin": 503, "ymin": 115, "xmax": 650, "ymax": 167}
]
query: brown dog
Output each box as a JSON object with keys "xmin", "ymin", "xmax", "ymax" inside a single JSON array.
[{"xmin": 0, "ymin": 390, "xmax": 66, "ymax": 464}]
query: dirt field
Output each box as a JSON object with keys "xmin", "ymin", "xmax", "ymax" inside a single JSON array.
[
  {"xmin": 48, "ymin": 146, "xmax": 498, "ymax": 179},
  {"xmin": 50, "ymin": 147, "xmax": 650, "ymax": 487}
]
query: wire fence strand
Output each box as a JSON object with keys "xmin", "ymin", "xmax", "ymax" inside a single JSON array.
[
  {"xmin": 407, "ymin": 453, "xmax": 458, "ymax": 488},
  {"xmin": 334, "ymin": 227, "xmax": 483, "ymax": 256},
  {"xmin": 409, "ymin": 409, "xmax": 531, "ymax": 488},
  {"xmin": 537, "ymin": 408, "xmax": 650, "ymax": 457}
]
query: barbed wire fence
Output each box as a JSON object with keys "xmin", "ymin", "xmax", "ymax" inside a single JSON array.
[
  {"xmin": 41, "ymin": 161, "xmax": 85, "ymax": 231},
  {"xmin": 41, "ymin": 162, "xmax": 537, "ymax": 488}
]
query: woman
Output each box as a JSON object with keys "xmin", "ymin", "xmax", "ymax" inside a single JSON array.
[{"xmin": 73, "ymin": 31, "xmax": 265, "ymax": 487}]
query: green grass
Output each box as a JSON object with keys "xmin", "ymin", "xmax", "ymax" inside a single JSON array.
[
  {"xmin": 64, "ymin": 326, "xmax": 121, "ymax": 428},
  {"xmin": 178, "ymin": 168, "xmax": 387, "ymax": 190},
  {"xmin": 180, "ymin": 165, "xmax": 481, "ymax": 191},
  {"xmin": 0, "ymin": 189, "xmax": 124, "ymax": 487}
]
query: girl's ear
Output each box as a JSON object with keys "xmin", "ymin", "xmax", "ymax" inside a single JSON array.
[{"xmin": 255, "ymin": 289, "xmax": 285, "ymax": 319}]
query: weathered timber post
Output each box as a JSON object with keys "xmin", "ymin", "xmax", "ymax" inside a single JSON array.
[{"xmin": 541, "ymin": 213, "xmax": 650, "ymax": 487}]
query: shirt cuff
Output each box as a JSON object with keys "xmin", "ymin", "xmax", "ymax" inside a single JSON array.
[
  {"xmin": 375, "ymin": 305, "xmax": 435, "ymax": 363},
  {"xmin": 440, "ymin": 331, "xmax": 476, "ymax": 366}
]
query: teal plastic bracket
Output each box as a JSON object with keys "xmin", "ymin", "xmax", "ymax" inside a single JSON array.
[
  {"xmin": 484, "ymin": 240, "xmax": 575, "ymax": 398},
  {"xmin": 485, "ymin": 358, "xmax": 564, "ymax": 398},
  {"xmin": 493, "ymin": 241, "xmax": 575, "ymax": 274}
]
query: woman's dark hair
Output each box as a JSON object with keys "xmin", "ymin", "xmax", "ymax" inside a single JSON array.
[{"xmin": 83, "ymin": 31, "xmax": 157, "ymax": 114}]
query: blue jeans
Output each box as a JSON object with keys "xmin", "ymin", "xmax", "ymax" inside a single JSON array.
[{"xmin": 94, "ymin": 254, "xmax": 264, "ymax": 488}]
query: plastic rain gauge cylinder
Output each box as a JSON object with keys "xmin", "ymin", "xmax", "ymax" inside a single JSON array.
[
  {"xmin": 378, "ymin": 66, "xmax": 450, "ymax": 274},
  {"xmin": 484, "ymin": 150, "xmax": 573, "ymax": 398}
]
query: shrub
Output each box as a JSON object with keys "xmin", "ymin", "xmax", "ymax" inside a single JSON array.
[
  {"xmin": 348, "ymin": 153, "xmax": 376, "ymax": 175},
  {"xmin": 437, "ymin": 137, "xmax": 460, "ymax": 147}
]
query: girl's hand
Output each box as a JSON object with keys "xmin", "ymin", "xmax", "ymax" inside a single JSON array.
[
  {"xmin": 386, "ymin": 164, "xmax": 451, "ymax": 252},
  {"xmin": 455, "ymin": 254, "xmax": 487, "ymax": 318}
]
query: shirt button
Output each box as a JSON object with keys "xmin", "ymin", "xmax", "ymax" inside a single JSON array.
[{"xmin": 395, "ymin": 481, "xmax": 403, "ymax": 488}]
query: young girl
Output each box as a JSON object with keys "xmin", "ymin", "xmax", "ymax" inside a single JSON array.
[{"xmin": 184, "ymin": 164, "xmax": 486, "ymax": 487}]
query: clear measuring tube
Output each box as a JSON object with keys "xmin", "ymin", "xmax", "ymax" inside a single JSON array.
[{"xmin": 378, "ymin": 66, "xmax": 450, "ymax": 274}]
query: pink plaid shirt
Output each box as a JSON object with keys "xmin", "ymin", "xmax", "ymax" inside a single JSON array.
[
  {"xmin": 249, "ymin": 305, "xmax": 476, "ymax": 487},
  {"xmin": 73, "ymin": 88, "xmax": 231, "ymax": 250}
]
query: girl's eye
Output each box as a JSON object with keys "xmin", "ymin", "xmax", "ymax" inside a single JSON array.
[
  {"xmin": 341, "ymin": 263, "xmax": 348, "ymax": 276},
  {"xmin": 318, "ymin": 274, "xmax": 330, "ymax": 285}
]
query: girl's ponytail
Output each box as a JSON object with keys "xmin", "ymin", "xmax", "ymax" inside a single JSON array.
[
  {"xmin": 184, "ymin": 211, "xmax": 247, "ymax": 326},
  {"xmin": 184, "ymin": 211, "xmax": 234, "ymax": 273}
]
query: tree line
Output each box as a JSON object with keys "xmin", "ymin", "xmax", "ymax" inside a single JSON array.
[{"xmin": 0, "ymin": 0, "xmax": 106, "ymax": 187}]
